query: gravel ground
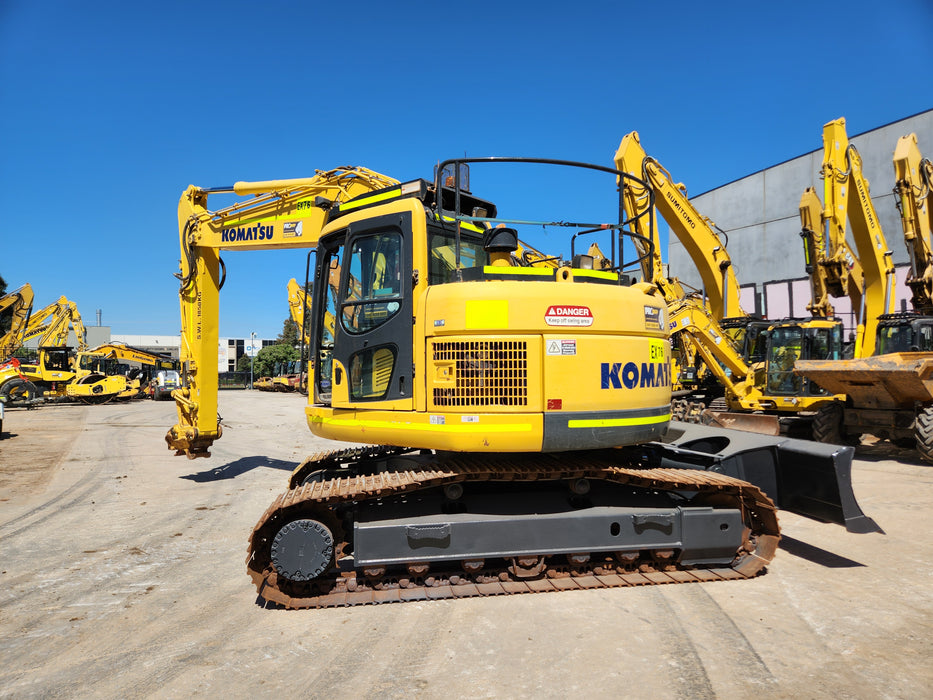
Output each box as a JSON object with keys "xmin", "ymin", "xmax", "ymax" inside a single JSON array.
[{"xmin": 0, "ymin": 392, "xmax": 930, "ymax": 699}]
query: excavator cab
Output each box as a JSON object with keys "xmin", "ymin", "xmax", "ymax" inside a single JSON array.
[
  {"xmin": 875, "ymin": 313, "xmax": 933, "ymax": 354},
  {"xmin": 304, "ymin": 161, "xmax": 673, "ymax": 452},
  {"xmin": 38, "ymin": 346, "xmax": 73, "ymax": 373},
  {"xmin": 763, "ymin": 320, "xmax": 843, "ymax": 396}
]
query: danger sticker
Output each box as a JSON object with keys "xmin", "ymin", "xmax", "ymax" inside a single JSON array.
[{"xmin": 545, "ymin": 305, "xmax": 593, "ymax": 327}]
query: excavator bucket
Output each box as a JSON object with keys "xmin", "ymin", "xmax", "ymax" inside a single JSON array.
[
  {"xmin": 651, "ymin": 421, "xmax": 882, "ymax": 534},
  {"xmin": 700, "ymin": 409, "xmax": 780, "ymax": 436}
]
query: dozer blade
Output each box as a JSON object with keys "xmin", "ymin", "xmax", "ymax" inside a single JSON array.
[
  {"xmin": 651, "ymin": 421, "xmax": 882, "ymax": 534},
  {"xmin": 700, "ymin": 409, "xmax": 780, "ymax": 436}
]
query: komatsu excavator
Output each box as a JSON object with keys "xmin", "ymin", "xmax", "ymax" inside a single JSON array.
[
  {"xmin": 0, "ymin": 283, "xmax": 35, "ymax": 359},
  {"xmin": 796, "ymin": 125, "xmax": 933, "ymax": 457},
  {"xmin": 167, "ymin": 159, "xmax": 877, "ymax": 609},
  {"xmin": 614, "ymin": 133, "xmax": 844, "ymax": 433}
]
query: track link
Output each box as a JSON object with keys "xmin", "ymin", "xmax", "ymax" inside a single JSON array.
[{"xmin": 248, "ymin": 448, "xmax": 780, "ymax": 609}]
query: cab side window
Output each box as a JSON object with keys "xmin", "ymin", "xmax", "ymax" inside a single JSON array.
[{"xmin": 341, "ymin": 232, "xmax": 402, "ymax": 334}]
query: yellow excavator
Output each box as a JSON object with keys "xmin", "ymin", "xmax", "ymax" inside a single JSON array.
[
  {"xmin": 894, "ymin": 132, "xmax": 933, "ymax": 315},
  {"xmin": 0, "ymin": 283, "xmax": 35, "ymax": 359},
  {"xmin": 0, "ymin": 296, "xmax": 88, "ymax": 404},
  {"xmin": 798, "ymin": 187, "xmax": 864, "ymax": 329},
  {"xmin": 268, "ymin": 278, "xmax": 312, "ymax": 393},
  {"xmin": 614, "ymin": 132, "xmax": 844, "ymax": 433},
  {"xmin": 796, "ymin": 125, "xmax": 933, "ymax": 457},
  {"xmin": 166, "ymin": 159, "xmax": 877, "ymax": 609}
]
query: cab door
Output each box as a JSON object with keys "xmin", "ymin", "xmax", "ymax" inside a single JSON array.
[{"xmin": 316, "ymin": 212, "xmax": 414, "ymax": 409}]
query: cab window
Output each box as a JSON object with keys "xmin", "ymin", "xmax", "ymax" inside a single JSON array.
[
  {"xmin": 428, "ymin": 229, "xmax": 487, "ymax": 284},
  {"xmin": 341, "ymin": 231, "xmax": 402, "ymax": 334}
]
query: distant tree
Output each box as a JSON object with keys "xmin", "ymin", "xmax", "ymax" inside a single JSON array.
[
  {"xmin": 0, "ymin": 274, "xmax": 7, "ymax": 296},
  {"xmin": 278, "ymin": 316, "xmax": 300, "ymax": 347},
  {"xmin": 243, "ymin": 343, "xmax": 299, "ymax": 379},
  {"xmin": 235, "ymin": 353, "xmax": 253, "ymax": 373}
]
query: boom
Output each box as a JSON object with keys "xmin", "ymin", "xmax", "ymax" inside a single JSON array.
[
  {"xmin": 20, "ymin": 296, "xmax": 87, "ymax": 351},
  {"xmin": 821, "ymin": 118, "xmax": 897, "ymax": 356},
  {"xmin": 0, "ymin": 283, "xmax": 34, "ymax": 358},
  {"xmin": 799, "ymin": 186, "xmax": 864, "ymax": 319},
  {"xmin": 168, "ymin": 167, "xmax": 400, "ymax": 457},
  {"xmin": 614, "ymin": 131, "xmax": 745, "ymax": 320},
  {"xmin": 893, "ymin": 133, "xmax": 933, "ymax": 315}
]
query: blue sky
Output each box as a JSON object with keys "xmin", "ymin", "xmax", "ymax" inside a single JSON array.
[{"xmin": 2, "ymin": 0, "xmax": 931, "ymax": 340}]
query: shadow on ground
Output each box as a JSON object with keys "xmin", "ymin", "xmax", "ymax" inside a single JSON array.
[
  {"xmin": 181, "ymin": 456, "xmax": 297, "ymax": 482},
  {"xmin": 779, "ymin": 535, "xmax": 866, "ymax": 568},
  {"xmin": 853, "ymin": 440, "xmax": 930, "ymax": 466}
]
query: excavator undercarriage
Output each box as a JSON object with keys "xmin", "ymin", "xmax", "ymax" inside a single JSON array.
[{"xmin": 247, "ymin": 423, "xmax": 878, "ymax": 609}]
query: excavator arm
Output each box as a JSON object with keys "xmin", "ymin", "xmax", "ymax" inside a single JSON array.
[
  {"xmin": 287, "ymin": 278, "xmax": 309, "ymax": 342},
  {"xmin": 19, "ymin": 296, "xmax": 87, "ymax": 351},
  {"xmin": 87, "ymin": 342, "xmax": 173, "ymax": 366},
  {"xmin": 821, "ymin": 118, "xmax": 896, "ymax": 356},
  {"xmin": 667, "ymin": 297, "xmax": 761, "ymax": 404},
  {"xmin": 167, "ymin": 166, "xmax": 400, "ymax": 458},
  {"xmin": 893, "ymin": 133, "xmax": 933, "ymax": 315},
  {"xmin": 0, "ymin": 283, "xmax": 34, "ymax": 358},
  {"xmin": 614, "ymin": 131, "xmax": 746, "ymax": 320},
  {"xmin": 799, "ymin": 186, "xmax": 864, "ymax": 318}
]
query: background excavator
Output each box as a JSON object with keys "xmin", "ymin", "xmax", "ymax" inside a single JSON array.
[
  {"xmin": 0, "ymin": 295, "xmax": 87, "ymax": 404},
  {"xmin": 0, "ymin": 283, "xmax": 35, "ymax": 359},
  {"xmin": 614, "ymin": 132, "xmax": 844, "ymax": 435},
  {"xmin": 166, "ymin": 156, "xmax": 877, "ymax": 609},
  {"xmin": 796, "ymin": 125, "xmax": 933, "ymax": 459},
  {"xmin": 269, "ymin": 278, "xmax": 314, "ymax": 393}
]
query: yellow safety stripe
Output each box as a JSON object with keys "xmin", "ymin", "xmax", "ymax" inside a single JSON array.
[
  {"xmin": 567, "ymin": 413, "xmax": 670, "ymax": 429},
  {"xmin": 482, "ymin": 266, "xmax": 553, "ymax": 276},
  {"xmin": 338, "ymin": 187, "xmax": 402, "ymax": 212},
  {"xmin": 436, "ymin": 215, "xmax": 485, "ymax": 234},
  {"xmin": 571, "ymin": 269, "xmax": 618, "ymax": 280}
]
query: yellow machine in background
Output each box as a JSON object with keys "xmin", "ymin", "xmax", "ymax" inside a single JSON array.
[
  {"xmin": 614, "ymin": 132, "xmax": 845, "ymax": 433},
  {"xmin": 799, "ymin": 186, "xmax": 864, "ymax": 324},
  {"xmin": 167, "ymin": 155, "xmax": 876, "ymax": 609},
  {"xmin": 797, "ymin": 128, "xmax": 933, "ymax": 458},
  {"xmin": 0, "ymin": 283, "xmax": 34, "ymax": 359},
  {"xmin": 0, "ymin": 296, "xmax": 87, "ymax": 404},
  {"xmin": 894, "ymin": 132, "xmax": 933, "ymax": 315},
  {"xmin": 814, "ymin": 118, "xmax": 896, "ymax": 357},
  {"xmin": 66, "ymin": 342, "xmax": 175, "ymax": 403}
]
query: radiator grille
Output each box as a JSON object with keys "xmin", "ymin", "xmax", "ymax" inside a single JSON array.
[{"xmin": 433, "ymin": 340, "xmax": 528, "ymax": 407}]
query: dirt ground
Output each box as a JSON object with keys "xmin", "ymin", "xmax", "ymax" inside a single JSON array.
[{"xmin": 0, "ymin": 392, "xmax": 930, "ymax": 699}]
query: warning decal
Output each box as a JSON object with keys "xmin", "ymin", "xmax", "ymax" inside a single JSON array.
[
  {"xmin": 544, "ymin": 305, "xmax": 593, "ymax": 327},
  {"xmin": 546, "ymin": 339, "xmax": 577, "ymax": 356}
]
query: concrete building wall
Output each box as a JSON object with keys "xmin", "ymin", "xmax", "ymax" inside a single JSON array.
[
  {"xmin": 25, "ymin": 326, "xmax": 111, "ymax": 349},
  {"xmin": 669, "ymin": 110, "xmax": 933, "ymax": 331}
]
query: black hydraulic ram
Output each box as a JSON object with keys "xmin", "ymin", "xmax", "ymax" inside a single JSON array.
[{"xmin": 634, "ymin": 422, "xmax": 882, "ymax": 534}]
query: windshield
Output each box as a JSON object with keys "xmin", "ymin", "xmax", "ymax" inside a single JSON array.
[
  {"xmin": 765, "ymin": 326, "xmax": 803, "ymax": 395},
  {"xmin": 876, "ymin": 322, "xmax": 933, "ymax": 354}
]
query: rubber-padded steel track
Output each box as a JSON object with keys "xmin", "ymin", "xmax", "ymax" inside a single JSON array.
[{"xmin": 248, "ymin": 448, "xmax": 780, "ymax": 609}]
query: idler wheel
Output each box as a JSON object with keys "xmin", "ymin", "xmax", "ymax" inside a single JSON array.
[{"xmin": 270, "ymin": 519, "xmax": 335, "ymax": 582}]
